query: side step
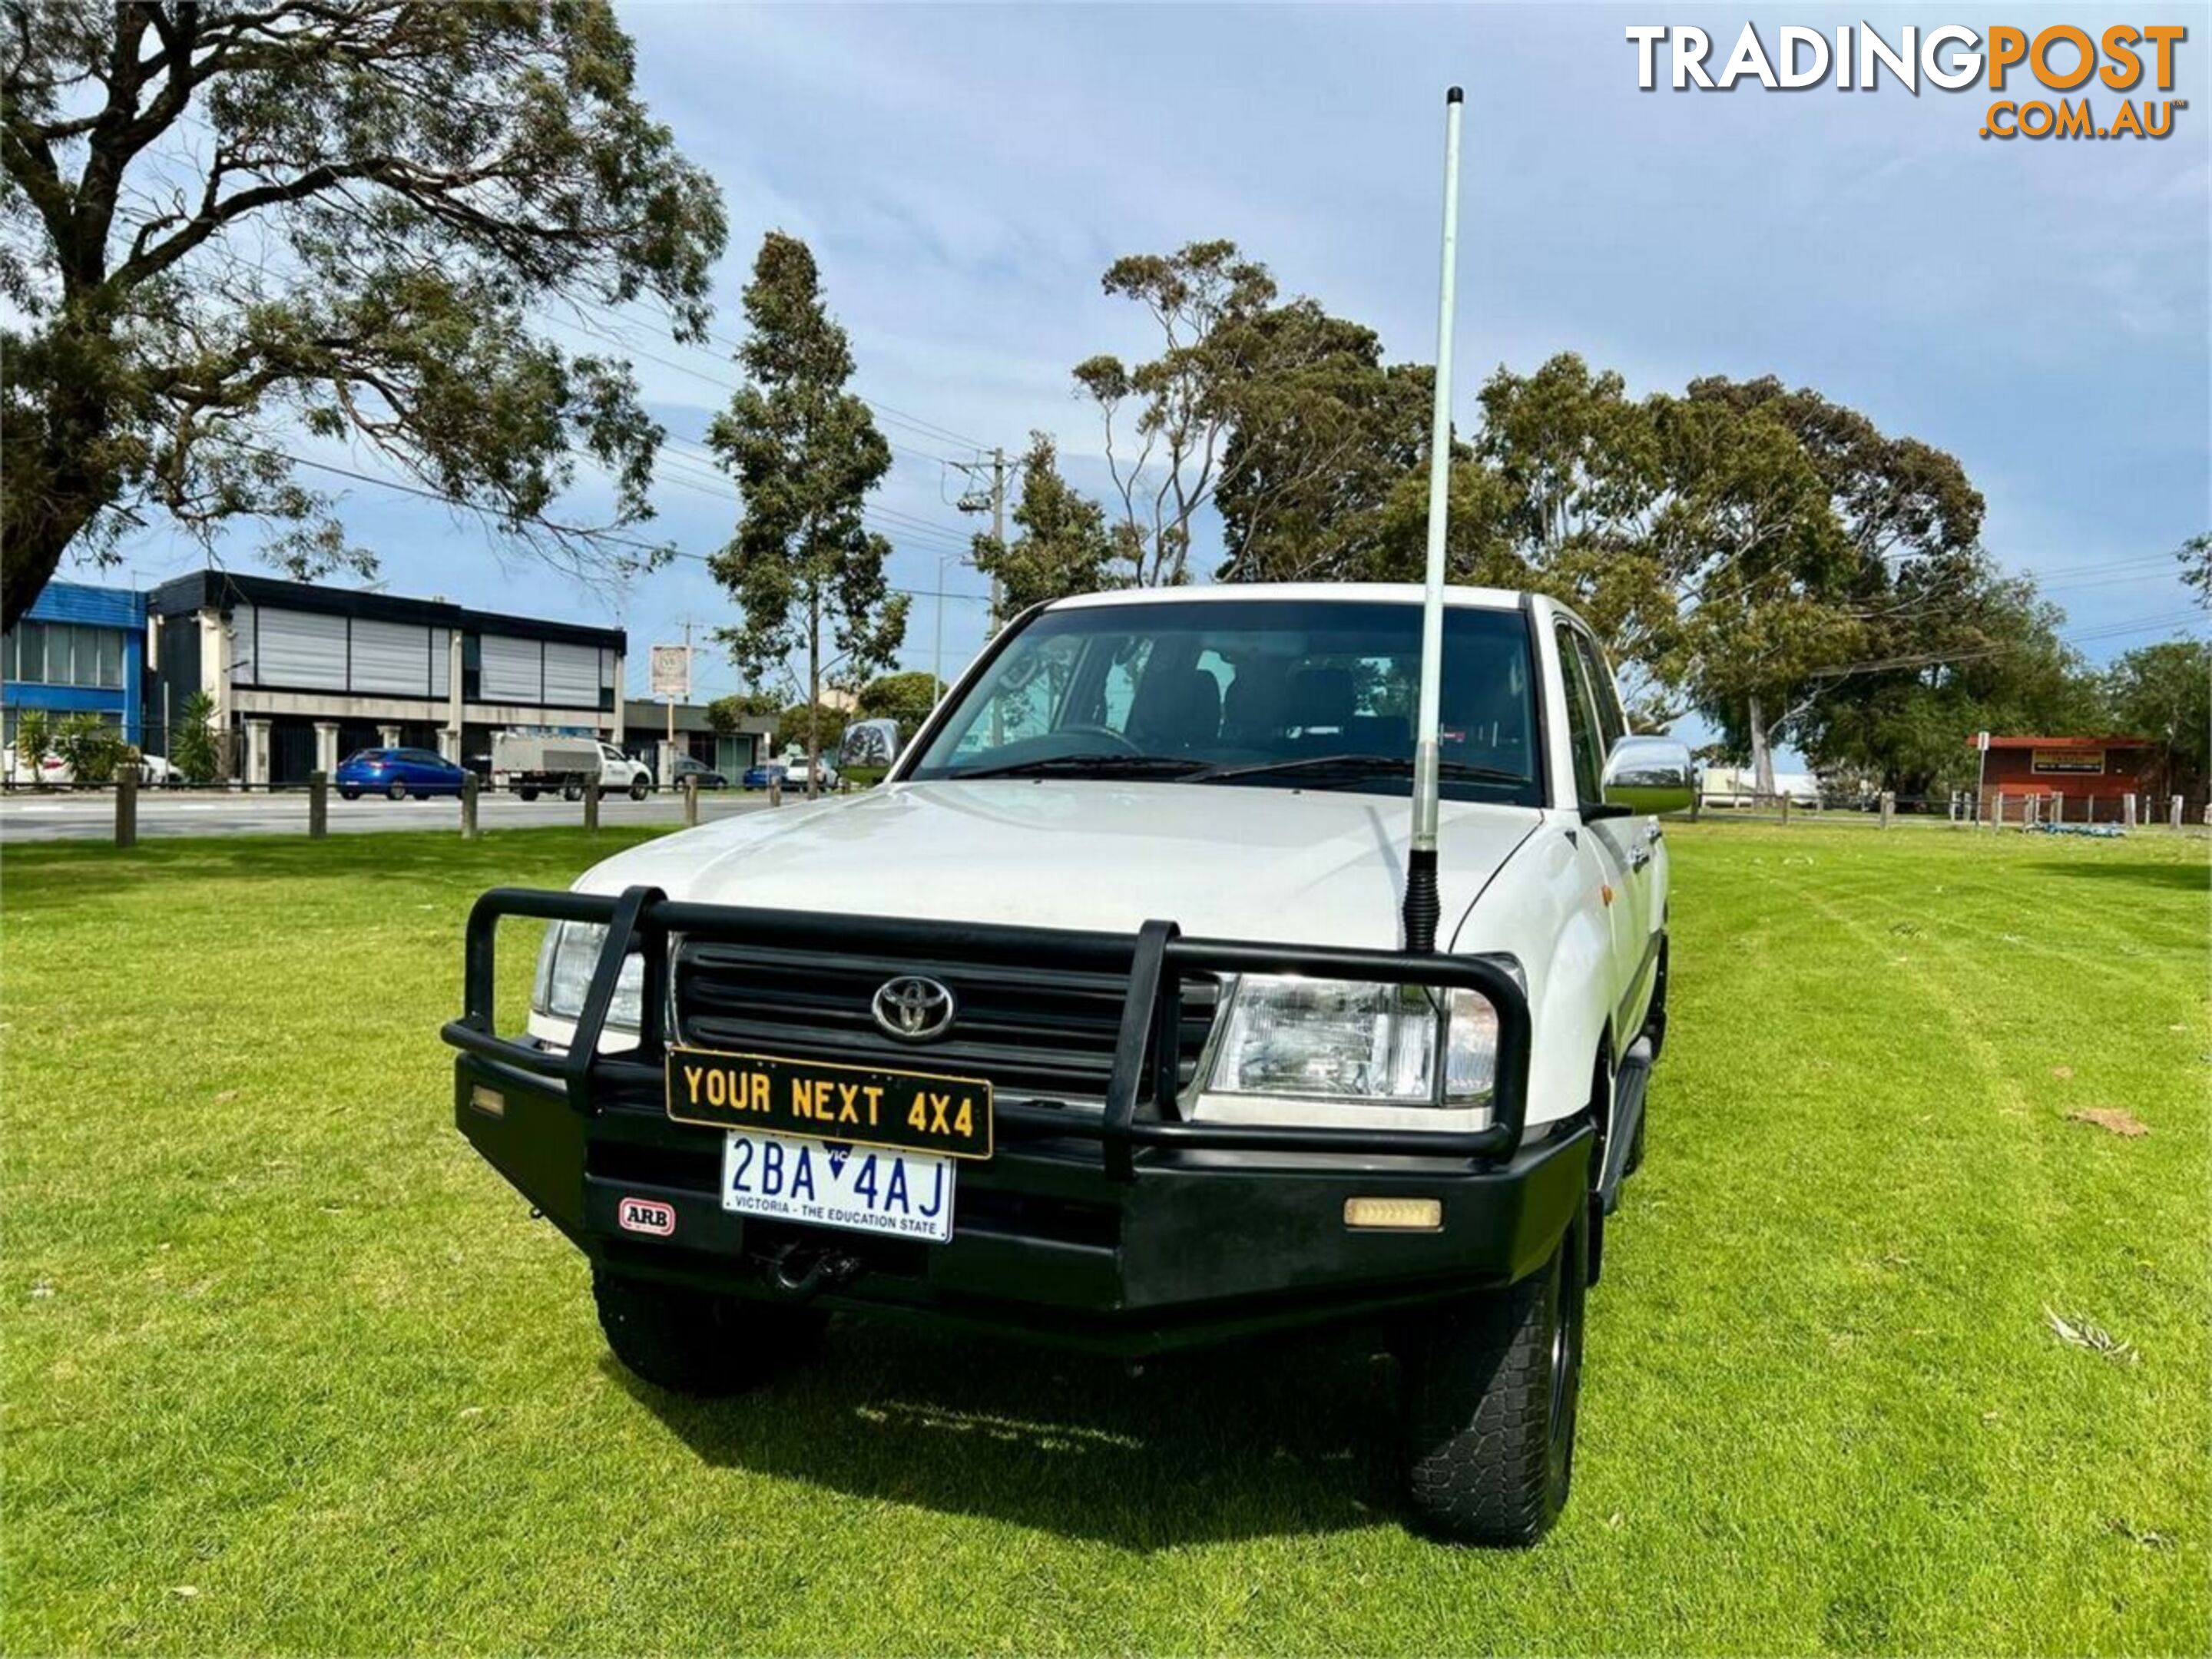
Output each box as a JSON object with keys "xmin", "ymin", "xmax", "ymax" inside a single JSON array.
[{"xmin": 1596, "ymin": 1035, "xmax": 1654, "ymax": 1217}]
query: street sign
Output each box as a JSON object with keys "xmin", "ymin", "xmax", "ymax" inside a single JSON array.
[
  {"xmin": 649, "ymin": 644, "xmax": 692, "ymax": 701},
  {"xmin": 1976, "ymin": 730, "xmax": 1991, "ymax": 752}
]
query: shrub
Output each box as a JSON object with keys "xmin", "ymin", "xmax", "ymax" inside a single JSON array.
[
  {"xmin": 170, "ymin": 691, "xmax": 221, "ymax": 783},
  {"xmin": 54, "ymin": 713, "xmax": 127, "ymax": 785}
]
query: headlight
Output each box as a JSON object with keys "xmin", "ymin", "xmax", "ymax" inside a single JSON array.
[
  {"xmin": 1207, "ymin": 975, "xmax": 1497, "ymax": 1105},
  {"xmin": 531, "ymin": 921, "xmax": 644, "ymax": 1030}
]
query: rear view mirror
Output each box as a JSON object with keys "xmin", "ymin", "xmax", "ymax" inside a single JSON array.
[{"xmin": 1600, "ymin": 735, "xmax": 1695, "ymax": 816}]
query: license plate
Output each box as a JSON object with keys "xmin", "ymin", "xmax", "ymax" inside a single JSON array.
[
  {"xmin": 721, "ymin": 1131, "xmax": 955, "ymax": 1243},
  {"xmin": 666, "ymin": 1045, "xmax": 992, "ymax": 1160}
]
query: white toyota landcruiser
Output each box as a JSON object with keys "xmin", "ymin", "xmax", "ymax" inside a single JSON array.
[{"xmin": 445, "ymin": 582, "xmax": 1694, "ymax": 1545}]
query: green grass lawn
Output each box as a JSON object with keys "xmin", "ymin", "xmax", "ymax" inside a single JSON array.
[{"xmin": 3, "ymin": 822, "xmax": 2206, "ymax": 1654}]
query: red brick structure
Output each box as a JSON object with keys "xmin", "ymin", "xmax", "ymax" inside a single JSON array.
[{"xmin": 1972, "ymin": 735, "xmax": 2155, "ymax": 822}]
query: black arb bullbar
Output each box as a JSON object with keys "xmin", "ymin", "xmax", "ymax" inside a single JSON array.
[{"xmin": 442, "ymin": 886, "xmax": 1584, "ymax": 1356}]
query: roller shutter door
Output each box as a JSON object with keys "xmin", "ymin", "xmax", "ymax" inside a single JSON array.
[
  {"xmin": 543, "ymin": 641, "xmax": 599, "ymax": 707},
  {"xmin": 478, "ymin": 634, "xmax": 541, "ymax": 703},
  {"xmin": 349, "ymin": 618, "xmax": 432, "ymax": 696},
  {"xmin": 256, "ymin": 608, "xmax": 348, "ymax": 690}
]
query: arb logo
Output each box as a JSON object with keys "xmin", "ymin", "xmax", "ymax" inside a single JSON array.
[{"xmin": 617, "ymin": 1197, "xmax": 676, "ymax": 1237}]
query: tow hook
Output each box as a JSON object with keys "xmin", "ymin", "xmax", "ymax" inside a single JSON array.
[{"xmin": 760, "ymin": 1242, "xmax": 863, "ymax": 1300}]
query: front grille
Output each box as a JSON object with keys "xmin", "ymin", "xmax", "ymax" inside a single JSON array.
[{"xmin": 672, "ymin": 938, "xmax": 1219, "ymax": 1103}]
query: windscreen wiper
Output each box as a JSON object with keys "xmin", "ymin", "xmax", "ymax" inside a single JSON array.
[
  {"xmin": 949, "ymin": 753, "xmax": 1212, "ymax": 780},
  {"xmin": 1187, "ymin": 753, "xmax": 1528, "ymax": 788}
]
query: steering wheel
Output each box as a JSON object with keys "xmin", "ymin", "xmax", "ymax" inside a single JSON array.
[{"xmin": 1051, "ymin": 724, "xmax": 1142, "ymax": 754}]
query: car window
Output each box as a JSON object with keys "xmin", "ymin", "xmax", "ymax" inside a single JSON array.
[
  {"xmin": 909, "ymin": 599, "xmax": 1544, "ymax": 806},
  {"xmin": 1554, "ymin": 624, "xmax": 1606, "ymax": 807},
  {"xmin": 1572, "ymin": 632, "xmax": 1628, "ymax": 750},
  {"xmin": 942, "ymin": 630, "xmax": 1090, "ymax": 760}
]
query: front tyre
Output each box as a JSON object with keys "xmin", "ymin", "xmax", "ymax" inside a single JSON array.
[
  {"xmin": 386, "ymin": 781, "xmax": 407, "ymax": 801},
  {"xmin": 629, "ymin": 775, "xmax": 649, "ymax": 801},
  {"xmin": 1398, "ymin": 1208, "xmax": 1587, "ymax": 1546},
  {"xmin": 592, "ymin": 1270, "xmax": 826, "ymax": 1397}
]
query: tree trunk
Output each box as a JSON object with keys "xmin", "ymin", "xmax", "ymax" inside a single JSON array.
[
  {"xmin": 1747, "ymin": 694, "xmax": 1778, "ymax": 799},
  {"xmin": 2, "ymin": 502, "xmax": 99, "ymax": 634},
  {"xmin": 806, "ymin": 591, "xmax": 821, "ymax": 801},
  {"xmin": 3, "ymin": 369, "xmax": 121, "ymax": 633}
]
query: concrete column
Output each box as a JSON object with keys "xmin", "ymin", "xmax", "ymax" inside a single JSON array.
[
  {"xmin": 2053, "ymin": 792, "xmax": 2065, "ymax": 824},
  {"xmin": 2171, "ymin": 794, "xmax": 2184, "ymax": 830},
  {"xmin": 198, "ymin": 608, "xmax": 231, "ymax": 730},
  {"xmin": 2124, "ymin": 793, "xmax": 2137, "ymax": 828},
  {"xmin": 313, "ymin": 720, "xmax": 339, "ymax": 776},
  {"xmin": 609, "ymin": 654, "xmax": 627, "ymax": 742},
  {"xmin": 245, "ymin": 718, "xmax": 272, "ymax": 788},
  {"xmin": 377, "ymin": 724, "xmax": 401, "ymax": 748},
  {"xmin": 447, "ymin": 630, "xmax": 465, "ymax": 757},
  {"xmin": 1993, "ymin": 790, "xmax": 2006, "ymax": 826},
  {"xmin": 1879, "ymin": 791, "xmax": 1895, "ymax": 828}
]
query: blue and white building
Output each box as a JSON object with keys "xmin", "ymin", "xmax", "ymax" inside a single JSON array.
[{"xmin": 1, "ymin": 581, "xmax": 146, "ymax": 747}]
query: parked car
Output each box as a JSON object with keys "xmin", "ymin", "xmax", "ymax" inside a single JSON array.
[
  {"xmin": 137, "ymin": 754, "xmax": 181, "ymax": 788},
  {"xmin": 444, "ymin": 581, "xmax": 1696, "ymax": 1546},
  {"xmin": 336, "ymin": 747, "xmax": 468, "ymax": 800},
  {"xmin": 5, "ymin": 748, "xmax": 74, "ymax": 787},
  {"xmin": 670, "ymin": 755, "xmax": 729, "ymax": 791},
  {"xmin": 740, "ymin": 761, "xmax": 786, "ymax": 792},
  {"xmin": 779, "ymin": 753, "xmax": 839, "ymax": 793}
]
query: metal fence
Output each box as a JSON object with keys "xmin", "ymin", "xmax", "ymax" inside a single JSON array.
[{"xmin": 1687, "ymin": 790, "xmax": 2211, "ymax": 831}]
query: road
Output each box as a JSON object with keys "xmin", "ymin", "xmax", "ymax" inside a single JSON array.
[{"xmin": 0, "ymin": 787, "xmax": 783, "ymax": 843}]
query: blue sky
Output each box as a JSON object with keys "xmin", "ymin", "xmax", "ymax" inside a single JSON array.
[{"xmin": 110, "ymin": 4, "xmax": 2209, "ymax": 710}]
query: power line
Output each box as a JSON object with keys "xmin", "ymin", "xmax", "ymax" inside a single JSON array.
[{"xmin": 541, "ymin": 303, "xmax": 984, "ymax": 464}]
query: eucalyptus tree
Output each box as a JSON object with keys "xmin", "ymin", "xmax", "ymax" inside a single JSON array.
[{"xmin": 1, "ymin": 0, "xmax": 725, "ymax": 629}]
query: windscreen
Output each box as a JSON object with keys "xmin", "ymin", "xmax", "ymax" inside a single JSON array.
[{"xmin": 905, "ymin": 598, "xmax": 1543, "ymax": 806}]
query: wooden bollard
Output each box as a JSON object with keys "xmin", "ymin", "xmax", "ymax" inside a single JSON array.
[
  {"xmin": 114, "ymin": 767, "xmax": 137, "ymax": 849},
  {"xmin": 461, "ymin": 770, "xmax": 480, "ymax": 839},
  {"xmin": 684, "ymin": 775, "xmax": 700, "ymax": 827},
  {"xmin": 2171, "ymin": 794, "xmax": 2184, "ymax": 830},
  {"xmin": 308, "ymin": 770, "xmax": 328, "ymax": 838},
  {"xmin": 583, "ymin": 778, "xmax": 599, "ymax": 833},
  {"xmin": 1879, "ymin": 790, "xmax": 1894, "ymax": 829}
]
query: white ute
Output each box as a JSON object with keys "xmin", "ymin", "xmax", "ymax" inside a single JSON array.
[
  {"xmin": 491, "ymin": 732, "xmax": 652, "ymax": 802},
  {"xmin": 452, "ymin": 581, "xmax": 1694, "ymax": 1545}
]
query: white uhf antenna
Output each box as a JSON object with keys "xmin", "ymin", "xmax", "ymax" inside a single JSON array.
[{"xmin": 1402, "ymin": 84, "xmax": 1464, "ymax": 955}]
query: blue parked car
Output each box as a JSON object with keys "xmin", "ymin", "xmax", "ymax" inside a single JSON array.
[
  {"xmin": 740, "ymin": 760, "xmax": 787, "ymax": 792},
  {"xmin": 336, "ymin": 747, "xmax": 468, "ymax": 800}
]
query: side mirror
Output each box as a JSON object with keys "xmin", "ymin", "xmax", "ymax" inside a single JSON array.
[
  {"xmin": 836, "ymin": 717, "xmax": 904, "ymax": 786},
  {"xmin": 1600, "ymin": 734, "xmax": 1696, "ymax": 816}
]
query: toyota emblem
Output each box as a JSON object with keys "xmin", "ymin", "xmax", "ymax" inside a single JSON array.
[{"xmin": 872, "ymin": 975, "xmax": 956, "ymax": 1041}]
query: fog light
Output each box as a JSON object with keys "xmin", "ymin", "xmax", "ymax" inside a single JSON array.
[
  {"xmin": 1343, "ymin": 1196, "xmax": 1442, "ymax": 1231},
  {"xmin": 469, "ymin": 1085, "xmax": 507, "ymax": 1118}
]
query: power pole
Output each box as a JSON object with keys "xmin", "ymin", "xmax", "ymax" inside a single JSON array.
[{"xmin": 951, "ymin": 445, "xmax": 1012, "ymax": 636}]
